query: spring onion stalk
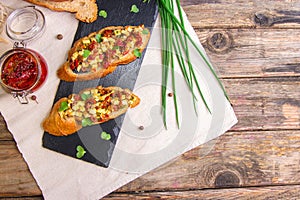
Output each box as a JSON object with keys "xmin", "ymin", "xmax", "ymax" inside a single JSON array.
[
  {"xmin": 157, "ymin": 0, "xmax": 230, "ymax": 101},
  {"xmin": 157, "ymin": 0, "xmax": 229, "ymax": 128}
]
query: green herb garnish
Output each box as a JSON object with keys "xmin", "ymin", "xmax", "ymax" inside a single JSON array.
[
  {"xmin": 80, "ymin": 93, "xmax": 92, "ymax": 101},
  {"xmin": 131, "ymin": 5, "xmax": 139, "ymax": 13},
  {"xmin": 157, "ymin": 0, "xmax": 230, "ymax": 128},
  {"xmin": 82, "ymin": 118, "xmax": 93, "ymax": 127},
  {"xmin": 142, "ymin": 29, "xmax": 149, "ymax": 35},
  {"xmin": 99, "ymin": 10, "xmax": 107, "ymax": 18},
  {"xmin": 133, "ymin": 49, "xmax": 142, "ymax": 58},
  {"xmin": 76, "ymin": 145, "xmax": 86, "ymax": 158},
  {"xmin": 58, "ymin": 101, "xmax": 68, "ymax": 112},
  {"xmin": 101, "ymin": 131, "xmax": 111, "ymax": 141},
  {"xmin": 83, "ymin": 50, "xmax": 91, "ymax": 58},
  {"xmin": 95, "ymin": 34, "xmax": 102, "ymax": 43}
]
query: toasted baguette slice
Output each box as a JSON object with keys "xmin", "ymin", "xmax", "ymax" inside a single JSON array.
[
  {"xmin": 25, "ymin": 0, "xmax": 98, "ymax": 23},
  {"xmin": 43, "ymin": 86, "xmax": 140, "ymax": 136},
  {"xmin": 57, "ymin": 25, "xmax": 151, "ymax": 82}
]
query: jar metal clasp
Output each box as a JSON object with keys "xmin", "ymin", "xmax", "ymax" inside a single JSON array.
[{"xmin": 12, "ymin": 91, "xmax": 29, "ymax": 104}]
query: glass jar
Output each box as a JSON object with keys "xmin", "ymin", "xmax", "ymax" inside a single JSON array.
[{"xmin": 0, "ymin": 6, "xmax": 48, "ymax": 104}]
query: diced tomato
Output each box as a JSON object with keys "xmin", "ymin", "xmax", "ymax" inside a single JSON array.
[
  {"xmin": 88, "ymin": 41, "xmax": 97, "ymax": 51},
  {"xmin": 103, "ymin": 30, "xmax": 113, "ymax": 37},
  {"xmin": 70, "ymin": 59, "xmax": 79, "ymax": 70},
  {"xmin": 123, "ymin": 50, "xmax": 129, "ymax": 55}
]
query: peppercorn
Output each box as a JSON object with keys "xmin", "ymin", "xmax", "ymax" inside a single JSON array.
[{"xmin": 57, "ymin": 34, "xmax": 63, "ymax": 40}]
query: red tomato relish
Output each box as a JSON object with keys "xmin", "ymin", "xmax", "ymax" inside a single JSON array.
[{"xmin": 1, "ymin": 50, "xmax": 40, "ymax": 91}]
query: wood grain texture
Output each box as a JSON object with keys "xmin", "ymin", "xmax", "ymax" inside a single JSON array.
[
  {"xmin": 0, "ymin": 141, "xmax": 41, "ymax": 197},
  {"xmin": 1, "ymin": 130, "xmax": 300, "ymax": 196},
  {"xmin": 107, "ymin": 185, "xmax": 300, "ymax": 199},
  {"xmin": 197, "ymin": 29, "xmax": 300, "ymax": 78},
  {"xmin": 117, "ymin": 130, "xmax": 300, "ymax": 192},
  {"xmin": 181, "ymin": 0, "xmax": 300, "ymax": 29}
]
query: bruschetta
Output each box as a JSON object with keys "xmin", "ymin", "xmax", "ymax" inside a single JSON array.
[
  {"xmin": 43, "ymin": 86, "xmax": 140, "ymax": 136},
  {"xmin": 57, "ymin": 25, "xmax": 151, "ymax": 81}
]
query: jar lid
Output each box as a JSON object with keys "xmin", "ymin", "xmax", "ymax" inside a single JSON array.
[{"xmin": 5, "ymin": 6, "xmax": 45, "ymax": 43}]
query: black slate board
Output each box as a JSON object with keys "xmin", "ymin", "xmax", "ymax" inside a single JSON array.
[{"xmin": 42, "ymin": 0, "xmax": 158, "ymax": 167}]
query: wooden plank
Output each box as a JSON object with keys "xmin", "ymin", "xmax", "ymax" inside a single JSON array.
[
  {"xmin": 224, "ymin": 77, "xmax": 300, "ymax": 131},
  {"xmin": 118, "ymin": 130, "xmax": 300, "ymax": 192},
  {"xmin": 1, "ymin": 185, "xmax": 300, "ymax": 199},
  {"xmin": 0, "ymin": 141, "xmax": 41, "ymax": 197},
  {"xmin": 196, "ymin": 29, "xmax": 300, "ymax": 78},
  {"xmin": 181, "ymin": 0, "xmax": 300, "ymax": 29},
  {"xmin": 0, "ymin": 114, "xmax": 12, "ymax": 141},
  {"xmin": 1, "ymin": 130, "xmax": 300, "ymax": 197},
  {"xmin": 107, "ymin": 185, "xmax": 300, "ymax": 199}
]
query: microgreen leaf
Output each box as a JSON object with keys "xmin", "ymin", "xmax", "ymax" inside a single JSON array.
[
  {"xmin": 82, "ymin": 118, "xmax": 93, "ymax": 127},
  {"xmin": 80, "ymin": 93, "xmax": 91, "ymax": 101},
  {"xmin": 133, "ymin": 49, "xmax": 141, "ymax": 58},
  {"xmin": 83, "ymin": 50, "xmax": 91, "ymax": 58},
  {"xmin": 95, "ymin": 34, "xmax": 102, "ymax": 43},
  {"xmin": 58, "ymin": 101, "xmax": 68, "ymax": 112},
  {"xmin": 101, "ymin": 131, "xmax": 111, "ymax": 141},
  {"xmin": 99, "ymin": 10, "xmax": 107, "ymax": 18},
  {"xmin": 131, "ymin": 5, "xmax": 139, "ymax": 13},
  {"xmin": 142, "ymin": 29, "xmax": 149, "ymax": 35},
  {"xmin": 76, "ymin": 145, "xmax": 86, "ymax": 158}
]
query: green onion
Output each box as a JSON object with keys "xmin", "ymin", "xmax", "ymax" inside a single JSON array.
[{"xmin": 157, "ymin": 0, "xmax": 229, "ymax": 128}]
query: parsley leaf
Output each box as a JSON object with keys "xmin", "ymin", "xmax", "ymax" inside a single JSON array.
[
  {"xmin": 99, "ymin": 10, "xmax": 107, "ymax": 18},
  {"xmin": 133, "ymin": 49, "xmax": 142, "ymax": 58},
  {"xmin": 131, "ymin": 5, "xmax": 139, "ymax": 13}
]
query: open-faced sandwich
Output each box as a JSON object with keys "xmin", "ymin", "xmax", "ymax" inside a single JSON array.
[
  {"xmin": 57, "ymin": 25, "xmax": 151, "ymax": 82},
  {"xmin": 43, "ymin": 86, "xmax": 140, "ymax": 136}
]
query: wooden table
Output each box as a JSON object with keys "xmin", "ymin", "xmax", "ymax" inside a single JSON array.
[{"xmin": 1, "ymin": 0, "xmax": 300, "ymax": 199}]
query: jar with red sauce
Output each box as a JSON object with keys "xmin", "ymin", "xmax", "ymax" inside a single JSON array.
[{"xmin": 0, "ymin": 6, "xmax": 48, "ymax": 104}]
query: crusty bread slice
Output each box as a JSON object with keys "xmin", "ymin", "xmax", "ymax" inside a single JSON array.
[
  {"xmin": 57, "ymin": 25, "xmax": 151, "ymax": 82},
  {"xmin": 43, "ymin": 86, "xmax": 140, "ymax": 136},
  {"xmin": 25, "ymin": 0, "xmax": 98, "ymax": 23}
]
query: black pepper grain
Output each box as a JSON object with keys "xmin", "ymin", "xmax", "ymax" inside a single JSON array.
[
  {"xmin": 57, "ymin": 34, "xmax": 63, "ymax": 40},
  {"xmin": 138, "ymin": 126, "xmax": 144, "ymax": 130}
]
